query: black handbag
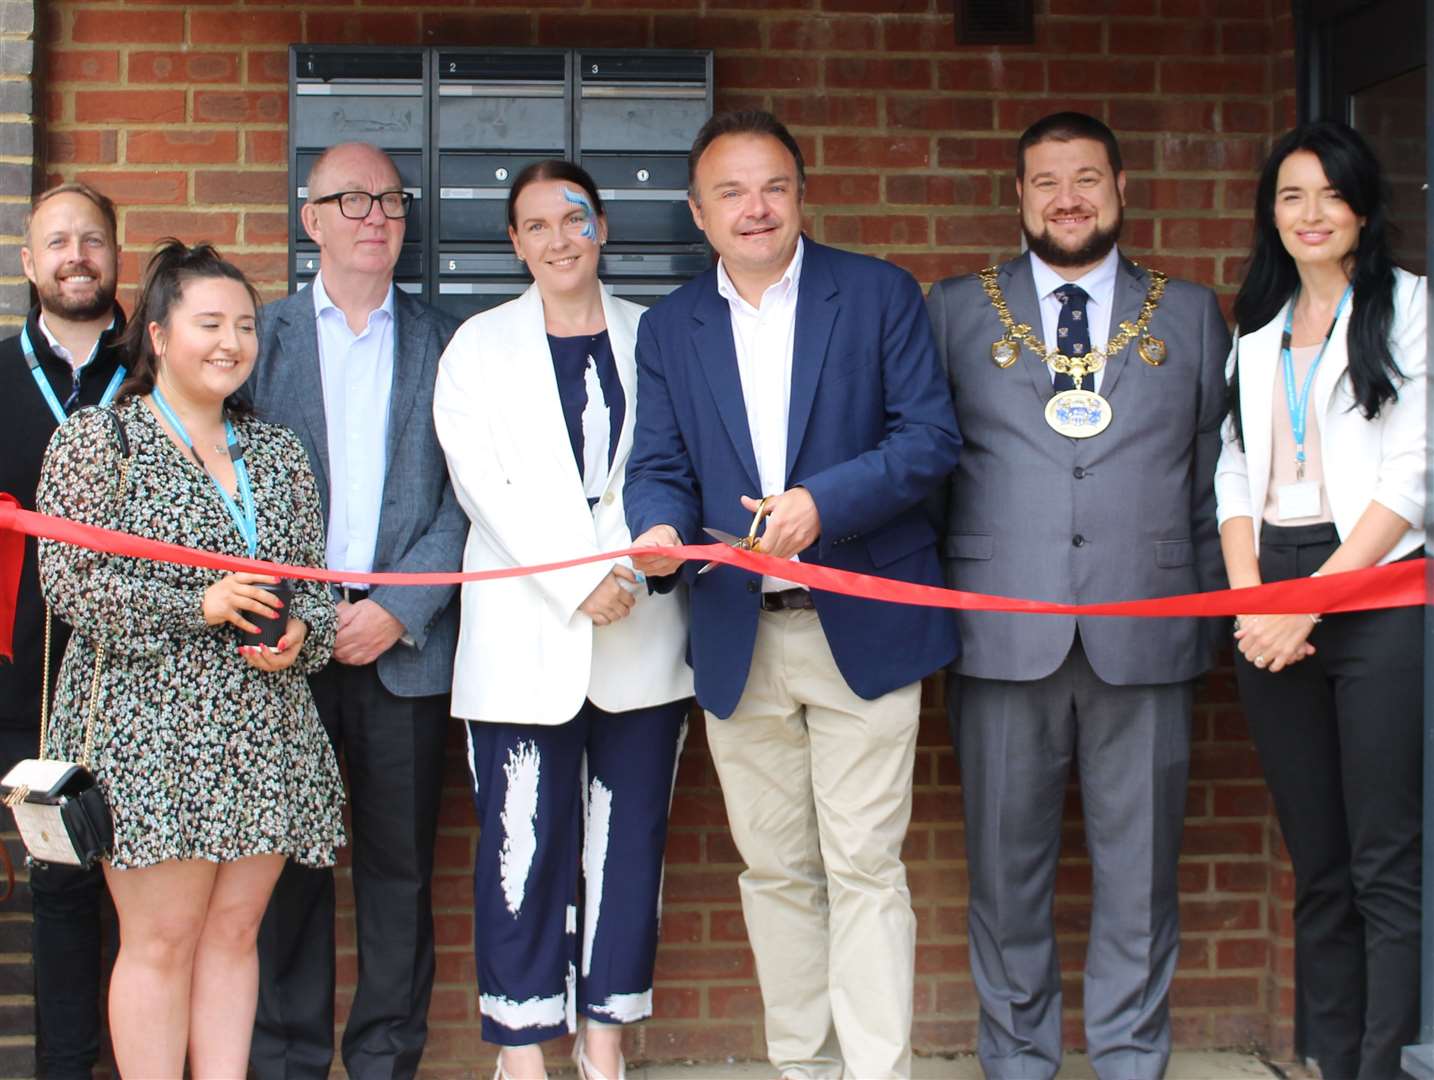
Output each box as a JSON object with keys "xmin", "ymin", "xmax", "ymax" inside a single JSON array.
[{"xmin": 0, "ymin": 409, "xmax": 131, "ymax": 868}]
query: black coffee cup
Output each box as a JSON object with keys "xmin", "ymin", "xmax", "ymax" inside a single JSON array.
[{"xmin": 240, "ymin": 580, "xmax": 293, "ymax": 650}]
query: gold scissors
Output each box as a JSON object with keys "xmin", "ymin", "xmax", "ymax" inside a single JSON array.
[{"xmin": 698, "ymin": 496, "xmax": 772, "ymax": 575}]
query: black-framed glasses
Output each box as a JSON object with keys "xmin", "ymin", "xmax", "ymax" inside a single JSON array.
[{"xmin": 312, "ymin": 189, "xmax": 413, "ymax": 220}]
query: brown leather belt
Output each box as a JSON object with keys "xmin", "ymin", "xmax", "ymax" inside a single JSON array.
[{"xmin": 761, "ymin": 588, "xmax": 815, "ymax": 612}]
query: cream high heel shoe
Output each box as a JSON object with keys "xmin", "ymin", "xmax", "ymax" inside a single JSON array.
[{"xmin": 572, "ymin": 1022, "xmax": 626, "ymax": 1080}]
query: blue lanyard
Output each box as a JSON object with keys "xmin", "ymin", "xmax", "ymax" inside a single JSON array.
[
  {"xmin": 1280, "ymin": 284, "xmax": 1352, "ymax": 481},
  {"xmin": 20, "ymin": 325, "xmax": 126, "ymax": 426},
  {"xmin": 151, "ymin": 387, "xmax": 259, "ymax": 558}
]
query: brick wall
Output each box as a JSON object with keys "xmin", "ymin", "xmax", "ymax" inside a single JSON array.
[{"xmin": 12, "ymin": 0, "xmax": 1304, "ymax": 1073}]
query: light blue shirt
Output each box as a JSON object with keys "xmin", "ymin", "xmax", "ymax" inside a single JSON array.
[
  {"xmin": 312, "ymin": 273, "xmax": 395, "ymax": 579},
  {"xmin": 1029, "ymin": 245, "xmax": 1120, "ymax": 393}
]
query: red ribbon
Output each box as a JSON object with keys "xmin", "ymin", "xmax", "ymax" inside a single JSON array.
[{"xmin": 0, "ymin": 497, "xmax": 1426, "ymax": 661}]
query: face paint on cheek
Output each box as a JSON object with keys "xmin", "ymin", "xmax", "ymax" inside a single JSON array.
[{"xmin": 562, "ymin": 187, "xmax": 599, "ymax": 243}]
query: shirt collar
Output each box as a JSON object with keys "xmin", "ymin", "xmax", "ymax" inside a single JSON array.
[
  {"xmin": 716, "ymin": 236, "xmax": 805, "ymax": 315},
  {"xmin": 37, "ymin": 311, "xmax": 117, "ymax": 370},
  {"xmin": 1029, "ymin": 244, "xmax": 1121, "ymax": 308},
  {"xmin": 311, "ymin": 272, "xmax": 395, "ymax": 329}
]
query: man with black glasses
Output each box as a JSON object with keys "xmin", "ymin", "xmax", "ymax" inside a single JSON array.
[{"xmin": 245, "ymin": 141, "xmax": 466, "ymax": 1080}]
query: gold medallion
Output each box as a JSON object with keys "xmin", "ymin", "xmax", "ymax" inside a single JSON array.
[
  {"xmin": 1138, "ymin": 334, "xmax": 1167, "ymax": 366},
  {"xmin": 991, "ymin": 338, "xmax": 1019, "ymax": 368},
  {"xmin": 1045, "ymin": 389, "xmax": 1113, "ymax": 439}
]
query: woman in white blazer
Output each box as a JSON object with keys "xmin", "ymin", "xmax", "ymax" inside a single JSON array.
[
  {"xmin": 433, "ymin": 161, "xmax": 692, "ymax": 1080},
  {"xmin": 1215, "ymin": 122, "xmax": 1425, "ymax": 1080}
]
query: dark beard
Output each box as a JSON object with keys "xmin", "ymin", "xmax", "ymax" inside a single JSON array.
[
  {"xmin": 36, "ymin": 276, "xmax": 117, "ymax": 322},
  {"xmin": 1024, "ymin": 213, "xmax": 1122, "ymax": 269}
]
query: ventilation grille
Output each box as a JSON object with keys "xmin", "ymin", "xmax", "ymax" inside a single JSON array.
[{"xmin": 956, "ymin": 0, "xmax": 1036, "ymax": 46}]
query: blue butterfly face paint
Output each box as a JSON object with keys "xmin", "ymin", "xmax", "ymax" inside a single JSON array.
[{"xmin": 562, "ymin": 186, "xmax": 599, "ymax": 243}]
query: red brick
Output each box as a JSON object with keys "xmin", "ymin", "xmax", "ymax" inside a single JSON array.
[
  {"xmin": 1221, "ymin": 21, "xmax": 1273, "ymax": 53},
  {"xmin": 826, "ymin": 57, "xmax": 931, "ymax": 90},
  {"xmin": 125, "ymin": 210, "xmax": 238, "ymax": 246},
  {"xmin": 1033, "ymin": 17, "xmax": 1105, "ymax": 53},
  {"xmin": 804, "ymin": 173, "xmax": 881, "ymax": 206},
  {"xmin": 229, "ymin": 252, "xmax": 291, "ymax": 290},
  {"xmin": 649, "ymin": 15, "xmax": 759, "ymax": 50},
  {"xmin": 246, "ymin": 130, "xmax": 288, "ymax": 166},
  {"xmin": 246, "ymin": 50, "xmax": 290, "ymax": 86},
  {"xmin": 1108, "ymin": 20, "xmax": 1218, "ymax": 55},
  {"xmin": 1216, "ymin": 937, "xmax": 1270, "ymax": 969},
  {"xmin": 822, "ymin": 0, "xmax": 926, "ymax": 10},
  {"xmin": 708, "ymin": 985, "xmax": 764, "ymax": 1018},
  {"xmin": 1049, "ymin": 0, "xmax": 1158, "ymax": 11},
  {"xmin": 769, "ymin": 94, "xmax": 878, "ymax": 129},
  {"xmin": 937, "ymin": 58, "xmax": 1046, "ymax": 93},
  {"xmin": 1183, "ymin": 821, "xmax": 1265, "ymax": 856},
  {"xmin": 127, "ymin": 130, "xmax": 239, "ymax": 166},
  {"xmin": 1126, "ymin": 178, "xmax": 1217, "ymax": 212},
  {"xmin": 1050, "ymin": 60, "xmax": 1157, "ymax": 95},
  {"xmin": 888, "ymin": 251, "xmax": 991, "ymax": 284},
  {"xmin": 47, "ymin": 50, "xmax": 119, "ymax": 83},
  {"xmin": 642, "ymin": 1024, "xmax": 759, "ymax": 1059},
  {"xmin": 1211, "ymin": 784, "xmax": 1271, "ymax": 818},
  {"xmin": 1214, "ymin": 861, "xmax": 1270, "ymax": 893},
  {"xmin": 1224, "ymin": 100, "xmax": 1273, "ymax": 134},
  {"xmin": 1161, "ymin": 217, "xmax": 1254, "ymax": 250},
  {"xmin": 75, "ymin": 170, "xmax": 187, "ymax": 206},
  {"xmin": 936, "ymin": 136, "xmax": 1010, "ymax": 170},
  {"xmin": 883, "ymin": 15, "xmax": 952, "ymax": 52},
  {"xmin": 305, "ymin": 12, "xmax": 422, "ymax": 44},
  {"xmin": 194, "ymin": 170, "xmax": 287, "ymax": 205},
  {"xmin": 708, "ymin": 907, "xmax": 749, "ymax": 942},
  {"xmin": 769, "ymin": 15, "xmax": 878, "ymax": 51},
  {"xmin": 998, "ymin": 97, "xmax": 1105, "ymax": 133},
  {"xmin": 535, "ymin": 13, "xmax": 645, "ymax": 48},
  {"xmin": 887, "ymin": 96, "xmax": 994, "ymax": 132},
  {"xmin": 72, "ymin": 9, "xmax": 183, "ymax": 42},
  {"xmin": 653, "ymin": 946, "xmax": 754, "ymax": 981},
  {"xmin": 715, "ymin": 56, "xmax": 822, "ymax": 90},
  {"xmin": 823, "ymin": 135, "xmax": 930, "ymax": 169},
  {"xmin": 427, "ymin": 988, "xmax": 471, "ymax": 1023},
  {"xmin": 1170, "ymin": 974, "xmax": 1261, "ymax": 1007},
  {"xmin": 193, "ymin": 92, "xmax": 288, "ymax": 125},
  {"xmin": 46, "ymin": 129, "xmax": 118, "ymax": 166},
  {"xmin": 190, "ymin": 11, "xmax": 302, "ymax": 45},
  {"xmin": 1108, "ymin": 99, "xmax": 1218, "ymax": 134},
  {"xmin": 1180, "ymin": 897, "xmax": 1262, "ymax": 932},
  {"xmin": 129, "ymin": 50, "xmax": 241, "ymax": 85},
  {"xmin": 74, "ymin": 90, "xmax": 184, "ymax": 125},
  {"xmin": 935, "ymin": 215, "xmax": 1019, "ymax": 248},
  {"xmin": 1162, "ymin": 60, "xmax": 1267, "ymax": 96}
]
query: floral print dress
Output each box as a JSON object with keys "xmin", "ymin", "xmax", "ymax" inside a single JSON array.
[{"xmin": 36, "ymin": 397, "xmax": 345, "ymax": 870}]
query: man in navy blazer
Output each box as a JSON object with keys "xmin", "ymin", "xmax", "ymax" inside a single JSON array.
[
  {"xmin": 244, "ymin": 141, "xmax": 465, "ymax": 1080},
  {"xmin": 627, "ymin": 110, "xmax": 960, "ymax": 1079}
]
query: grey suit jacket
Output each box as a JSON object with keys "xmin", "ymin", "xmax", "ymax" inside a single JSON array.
[
  {"xmin": 928, "ymin": 252, "xmax": 1229, "ymax": 686},
  {"xmin": 247, "ymin": 286, "xmax": 466, "ymax": 698}
]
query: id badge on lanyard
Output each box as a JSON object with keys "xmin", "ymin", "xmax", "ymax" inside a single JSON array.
[
  {"xmin": 1274, "ymin": 285, "xmax": 1350, "ymax": 521},
  {"xmin": 20, "ymin": 325, "xmax": 125, "ymax": 426}
]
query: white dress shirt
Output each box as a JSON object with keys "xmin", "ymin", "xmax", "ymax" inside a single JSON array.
[
  {"xmin": 312, "ymin": 272, "xmax": 395, "ymax": 579},
  {"xmin": 38, "ymin": 312, "xmax": 110, "ymax": 371},
  {"xmin": 1029, "ymin": 245, "xmax": 1120, "ymax": 393},
  {"xmin": 716, "ymin": 236, "xmax": 804, "ymax": 592}
]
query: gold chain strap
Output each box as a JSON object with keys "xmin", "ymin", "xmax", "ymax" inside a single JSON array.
[
  {"xmin": 980, "ymin": 265, "xmax": 1169, "ymax": 384},
  {"xmin": 37, "ymin": 425, "xmax": 131, "ymax": 770}
]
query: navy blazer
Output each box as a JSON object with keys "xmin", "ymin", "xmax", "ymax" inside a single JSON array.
[
  {"xmin": 625, "ymin": 239, "xmax": 961, "ymax": 718},
  {"xmin": 247, "ymin": 286, "xmax": 466, "ymax": 699}
]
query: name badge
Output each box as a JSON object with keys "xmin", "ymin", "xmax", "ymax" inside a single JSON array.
[{"xmin": 1276, "ymin": 481, "xmax": 1322, "ymax": 521}]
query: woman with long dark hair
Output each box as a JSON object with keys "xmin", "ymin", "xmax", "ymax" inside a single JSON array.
[
  {"xmin": 1215, "ymin": 121, "xmax": 1425, "ymax": 1079},
  {"xmin": 37, "ymin": 240, "xmax": 345, "ymax": 1077},
  {"xmin": 433, "ymin": 162, "xmax": 692, "ymax": 1080}
]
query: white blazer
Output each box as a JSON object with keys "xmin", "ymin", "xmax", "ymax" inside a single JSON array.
[
  {"xmin": 433, "ymin": 283, "xmax": 692, "ymax": 724},
  {"xmin": 1215, "ymin": 265, "xmax": 1427, "ymax": 560}
]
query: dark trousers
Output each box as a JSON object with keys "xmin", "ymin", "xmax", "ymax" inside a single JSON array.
[
  {"xmin": 1233, "ymin": 523, "xmax": 1423, "ymax": 1080},
  {"xmin": 250, "ymin": 661, "xmax": 449, "ymax": 1080},
  {"xmin": 0, "ymin": 727, "xmax": 105, "ymax": 1080},
  {"xmin": 467, "ymin": 699, "xmax": 689, "ymax": 1047}
]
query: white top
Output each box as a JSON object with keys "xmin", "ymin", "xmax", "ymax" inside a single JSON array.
[
  {"xmin": 716, "ymin": 236, "xmax": 804, "ymax": 592},
  {"xmin": 1215, "ymin": 265, "xmax": 1427, "ymax": 561},
  {"xmin": 1029, "ymin": 245, "xmax": 1120, "ymax": 393},
  {"xmin": 312, "ymin": 272, "xmax": 395, "ymax": 579},
  {"xmin": 37, "ymin": 312, "xmax": 109, "ymax": 372}
]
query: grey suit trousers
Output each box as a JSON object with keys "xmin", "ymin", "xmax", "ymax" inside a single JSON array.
[{"xmin": 953, "ymin": 638, "xmax": 1191, "ymax": 1080}]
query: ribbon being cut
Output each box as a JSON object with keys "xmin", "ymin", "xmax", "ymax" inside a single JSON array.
[{"xmin": 0, "ymin": 491, "xmax": 1425, "ymax": 662}]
